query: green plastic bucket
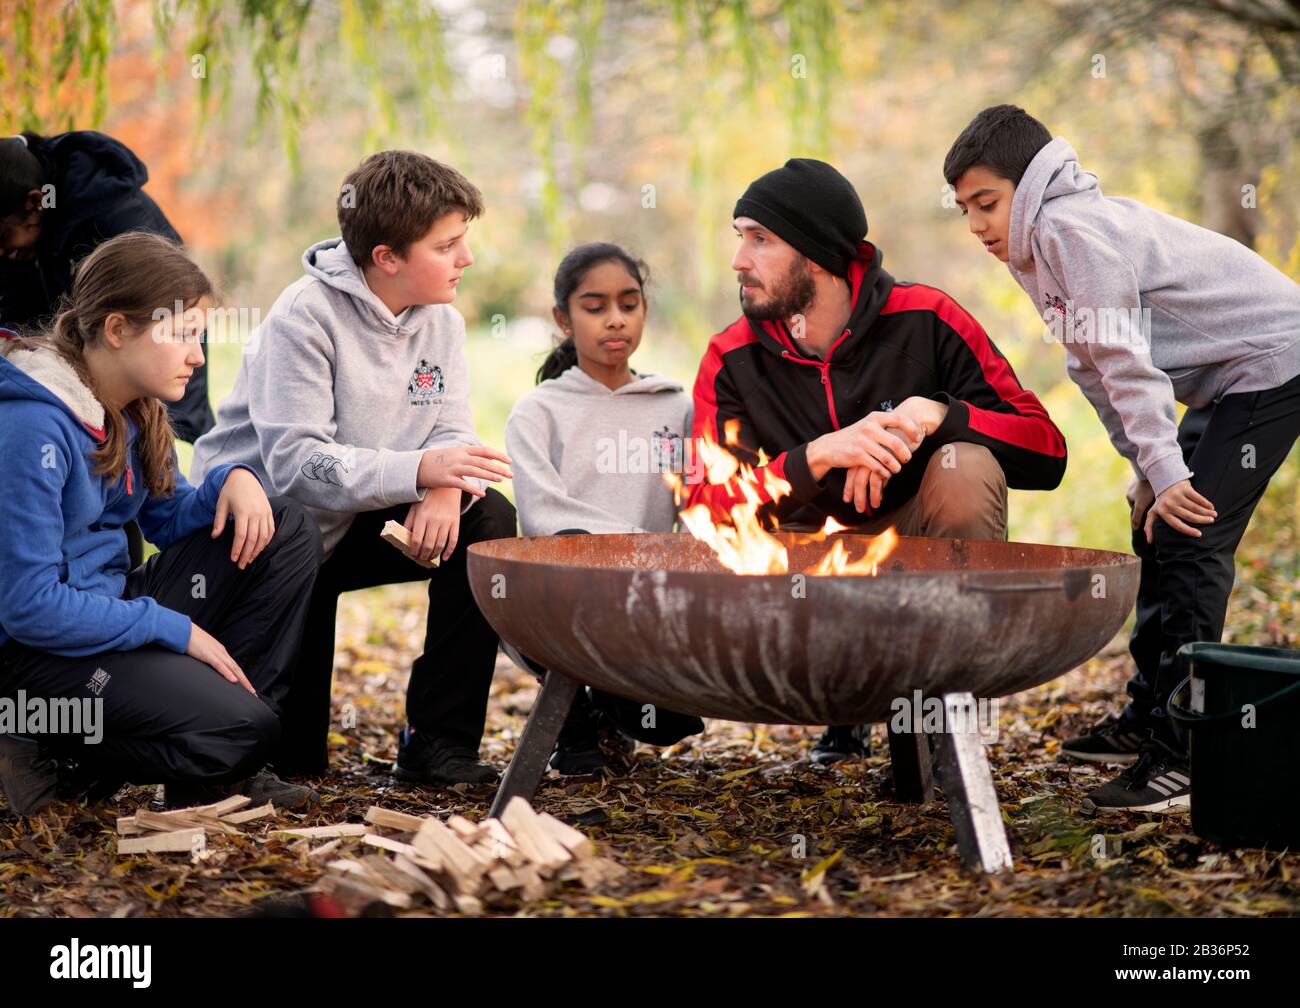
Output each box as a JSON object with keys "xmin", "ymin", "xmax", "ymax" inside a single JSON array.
[{"xmin": 1168, "ymin": 642, "xmax": 1300, "ymax": 850}]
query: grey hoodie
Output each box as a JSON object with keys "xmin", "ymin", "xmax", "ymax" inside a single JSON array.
[
  {"xmin": 505, "ymin": 365, "xmax": 692, "ymax": 536},
  {"xmin": 191, "ymin": 238, "xmax": 488, "ymax": 556},
  {"xmin": 1006, "ymin": 137, "xmax": 1300, "ymax": 496}
]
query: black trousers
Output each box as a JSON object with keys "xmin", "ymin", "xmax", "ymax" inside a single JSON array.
[
  {"xmin": 1125, "ymin": 370, "xmax": 1300, "ymax": 743},
  {"xmin": 273, "ymin": 488, "xmax": 517, "ymax": 774},
  {"xmin": 0, "ymin": 497, "xmax": 321, "ymax": 786}
]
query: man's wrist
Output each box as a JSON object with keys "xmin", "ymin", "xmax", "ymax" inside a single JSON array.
[{"xmin": 807, "ymin": 436, "xmax": 829, "ymax": 481}]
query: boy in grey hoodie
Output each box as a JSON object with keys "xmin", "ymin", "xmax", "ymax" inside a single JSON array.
[
  {"xmin": 945, "ymin": 105, "xmax": 1300, "ymax": 813},
  {"xmin": 192, "ymin": 151, "xmax": 517, "ymax": 787}
]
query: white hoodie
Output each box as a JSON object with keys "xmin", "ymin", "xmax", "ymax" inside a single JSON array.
[
  {"xmin": 505, "ymin": 365, "xmax": 692, "ymax": 536},
  {"xmin": 191, "ymin": 237, "xmax": 487, "ymax": 556}
]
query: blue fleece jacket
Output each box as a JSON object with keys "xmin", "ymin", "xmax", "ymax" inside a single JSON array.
[{"xmin": 0, "ymin": 341, "xmax": 249, "ymax": 657}]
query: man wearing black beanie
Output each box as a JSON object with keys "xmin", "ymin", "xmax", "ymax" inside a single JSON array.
[{"xmin": 686, "ymin": 157, "xmax": 1067, "ymax": 765}]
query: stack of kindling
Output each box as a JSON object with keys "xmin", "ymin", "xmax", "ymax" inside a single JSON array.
[{"xmin": 317, "ymin": 798, "xmax": 625, "ymax": 914}]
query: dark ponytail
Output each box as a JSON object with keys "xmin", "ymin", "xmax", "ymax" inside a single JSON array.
[
  {"xmin": 0, "ymin": 132, "xmax": 50, "ymax": 220},
  {"xmin": 536, "ymin": 241, "xmax": 650, "ymax": 384}
]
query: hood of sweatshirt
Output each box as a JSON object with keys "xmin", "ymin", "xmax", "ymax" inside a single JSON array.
[
  {"xmin": 745, "ymin": 240, "xmax": 896, "ymax": 367},
  {"xmin": 0, "ymin": 340, "xmax": 106, "ymax": 437},
  {"xmin": 302, "ymin": 237, "xmax": 434, "ymax": 338},
  {"xmin": 1007, "ymin": 137, "xmax": 1099, "ymax": 273},
  {"xmin": 543, "ymin": 365, "xmax": 684, "ymax": 398},
  {"xmin": 30, "ymin": 131, "xmax": 151, "ymax": 256}
]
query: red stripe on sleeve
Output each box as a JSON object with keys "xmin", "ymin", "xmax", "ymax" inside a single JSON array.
[{"xmin": 881, "ymin": 284, "xmax": 1065, "ymax": 458}]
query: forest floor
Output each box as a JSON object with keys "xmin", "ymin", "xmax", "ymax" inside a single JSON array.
[{"xmin": 3, "ymin": 576, "xmax": 1298, "ymax": 919}]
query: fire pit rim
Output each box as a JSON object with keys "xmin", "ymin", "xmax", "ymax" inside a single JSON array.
[{"xmin": 468, "ymin": 530, "xmax": 1139, "ymax": 578}]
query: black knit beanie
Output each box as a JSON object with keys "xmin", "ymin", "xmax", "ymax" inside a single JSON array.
[{"xmin": 732, "ymin": 158, "xmax": 867, "ymax": 277}]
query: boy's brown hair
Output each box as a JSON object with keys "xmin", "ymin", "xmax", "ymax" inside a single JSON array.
[{"xmin": 337, "ymin": 150, "xmax": 484, "ymax": 267}]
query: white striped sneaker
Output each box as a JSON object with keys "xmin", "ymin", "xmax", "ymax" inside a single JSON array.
[{"xmin": 1080, "ymin": 739, "xmax": 1191, "ymax": 814}]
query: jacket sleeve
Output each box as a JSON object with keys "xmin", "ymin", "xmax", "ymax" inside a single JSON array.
[
  {"xmin": 925, "ymin": 291, "xmax": 1068, "ymax": 490},
  {"xmin": 1038, "ymin": 225, "xmax": 1189, "ymax": 496},
  {"xmin": 419, "ymin": 312, "xmax": 487, "ymax": 514},
  {"xmin": 135, "ymin": 459, "xmax": 262, "ymax": 552},
  {"xmin": 0, "ymin": 411, "xmax": 192, "ymax": 656},
  {"xmin": 683, "ymin": 336, "xmax": 827, "ymax": 522},
  {"xmin": 505, "ymin": 404, "xmax": 639, "ymax": 536},
  {"xmin": 246, "ymin": 309, "xmax": 428, "ymax": 513}
]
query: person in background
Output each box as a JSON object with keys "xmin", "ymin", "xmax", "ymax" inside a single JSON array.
[{"xmin": 0, "ymin": 130, "xmax": 214, "ymax": 442}]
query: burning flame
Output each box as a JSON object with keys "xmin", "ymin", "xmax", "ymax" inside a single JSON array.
[{"xmin": 663, "ymin": 422, "xmax": 898, "ymax": 576}]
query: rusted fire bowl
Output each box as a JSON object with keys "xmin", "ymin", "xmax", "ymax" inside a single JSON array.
[{"xmin": 468, "ymin": 532, "xmax": 1139, "ymax": 725}]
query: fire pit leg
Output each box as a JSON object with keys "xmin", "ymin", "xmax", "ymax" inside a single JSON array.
[
  {"xmin": 886, "ymin": 724, "xmax": 934, "ymax": 803},
  {"xmin": 488, "ymin": 670, "xmax": 581, "ymax": 817},
  {"xmin": 935, "ymin": 692, "xmax": 1014, "ymax": 874}
]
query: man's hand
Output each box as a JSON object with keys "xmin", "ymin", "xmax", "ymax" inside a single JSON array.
[
  {"xmin": 1144, "ymin": 478, "xmax": 1216, "ymax": 543},
  {"xmin": 1126, "ymin": 476, "xmax": 1155, "ymax": 531},
  {"xmin": 405, "ymin": 487, "xmax": 463, "ymax": 563},
  {"xmin": 839, "ymin": 397, "xmax": 945, "ymax": 512},
  {"xmin": 809, "ymin": 410, "xmax": 924, "ymax": 483},
  {"xmin": 417, "ymin": 445, "xmax": 513, "ymax": 496}
]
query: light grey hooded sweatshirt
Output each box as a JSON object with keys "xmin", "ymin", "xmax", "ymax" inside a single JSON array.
[
  {"xmin": 191, "ymin": 237, "xmax": 488, "ymax": 557},
  {"xmin": 1006, "ymin": 137, "xmax": 1300, "ymax": 496},
  {"xmin": 505, "ymin": 365, "xmax": 692, "ymax": 536}
]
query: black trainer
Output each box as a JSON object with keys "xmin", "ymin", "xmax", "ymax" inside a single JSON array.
[
  {"xmin": 164, "ymin": 767, "xmax": 320, "ymax": 811},
  {"xmin": 1080, "ymin": 737, "xmax": 1191, "ymax": 814},
  {"xmin": 590, "ymin": 689, "xmax": 704, "ymax": 747},
  {"xmin": 811, "ymin": 724, "xmax": 871, "ymax": 765},
  {"xmin": 549, "ymin": 688, "xmax": 634, "ymax": 777},
  {"xmin": 393, "ymin": 727, "xmax": 499, "ymax": 787},
  {"xmin": 1060, "ymin": 712, "xmax": 1146, "ymax": 765},
  {"xmin": 0, "ymin": 734, "xmax": 59, "ymax": 816}
]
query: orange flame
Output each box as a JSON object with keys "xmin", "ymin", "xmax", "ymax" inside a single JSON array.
[{"xmin": 664, "ymin": 426, "xmax": 897, "ymax": 576}]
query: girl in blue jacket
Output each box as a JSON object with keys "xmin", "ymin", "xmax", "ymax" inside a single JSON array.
[{"xmin": 0, "ymin": 232, "xmax": 321, "ymax": 816}]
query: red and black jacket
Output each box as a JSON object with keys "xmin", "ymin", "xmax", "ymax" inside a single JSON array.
[{"xmin": 686, "ymin": 240, "xmax": 1066, "ymax": 526}]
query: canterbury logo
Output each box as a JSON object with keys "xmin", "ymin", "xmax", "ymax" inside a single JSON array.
[{"xmin": 302, "ymin": 451, "xmax": 348, "ymax": 486}]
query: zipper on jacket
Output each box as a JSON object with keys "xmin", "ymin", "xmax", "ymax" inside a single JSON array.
[{"xmin": 781, "ymin": 327, "xmax": 852, "ymax": 430}]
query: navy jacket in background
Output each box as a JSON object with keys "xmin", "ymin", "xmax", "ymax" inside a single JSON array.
[{"xmin": 0, "ymin": 130, "xmax": 214, "ymax": 442}]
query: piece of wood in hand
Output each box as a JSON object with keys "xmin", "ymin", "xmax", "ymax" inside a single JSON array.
[{"xmin": 381, "ymin": 520, "xmax": 441, "ymax": 569}]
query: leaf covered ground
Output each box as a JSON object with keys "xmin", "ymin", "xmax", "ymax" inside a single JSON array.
[{"xmin": 2, "ymin": 580, "xmax": 1298, "ymax": 919}]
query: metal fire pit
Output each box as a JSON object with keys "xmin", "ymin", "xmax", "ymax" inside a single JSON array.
[{"xmin": 469, "ymin": 532, "xmax": 1139, "ymax": 872}]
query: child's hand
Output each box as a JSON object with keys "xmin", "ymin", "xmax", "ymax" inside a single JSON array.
[
  {"xmin": 417, "ymin": 445, "xmax": 513, "ymax": 496},
  {"xmin": 1144, "ymin": 479, "xmax": 1216, "ymax": 543},
  {"xmin": 213, "ymin": 468, "xmax": 275, "ymax": 569},
  {"xmin": 405, "ymin": 487, "xmax": 463, "ymax": 563},
  {"xmin": 187, "ymin": 623, "xmax": 256, "ymax": 694},
  {"xmin": 1126, "ymin": 477, "xmax": 1155, "ymax": 530}
]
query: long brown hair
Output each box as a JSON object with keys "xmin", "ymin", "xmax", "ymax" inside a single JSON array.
[{"xmin": 31, "ymin": 231, "xmax": 214, "ymax": 497}]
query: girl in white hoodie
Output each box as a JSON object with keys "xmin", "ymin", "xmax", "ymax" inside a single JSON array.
[{"xmin": 505, "ymin": 242, "xmax": 703, "ymax": 774}]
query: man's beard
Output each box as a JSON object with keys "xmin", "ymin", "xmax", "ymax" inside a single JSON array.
[{"xmin": 739, "ymin": 256, "xmax": 816, "ymax": 323}]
